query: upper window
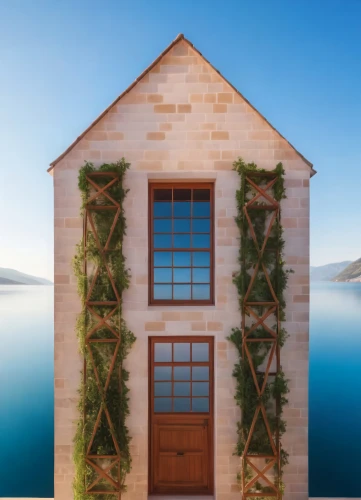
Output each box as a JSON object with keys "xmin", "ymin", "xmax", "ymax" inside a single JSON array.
[{"xmin": 149, "ymin": 183, "xmax": 214, "ymax": 305}]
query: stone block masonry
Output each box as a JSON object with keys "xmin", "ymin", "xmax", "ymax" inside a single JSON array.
[{"xmin": 52, "ymin": 36, "xmax": 311, "ymax": 500}]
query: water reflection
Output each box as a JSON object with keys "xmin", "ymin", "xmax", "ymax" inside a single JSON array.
[
  {"xmin": 309, "ymin": 281, "xmax": 361, "ymax": 497},
  {"xmin": 0, "ymin": 285, "xmax": 54, "ymax": 498}
]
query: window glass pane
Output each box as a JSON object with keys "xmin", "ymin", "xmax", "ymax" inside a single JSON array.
[
  {"xmin": 174, "ymin": 343, "xmax": 190, "ymax": 362},
  {"xmin": 174, "ymin": 201, "xmax": 191, "ymax": 217},
  {"xmin": 192, "ymin": 219, "xmax": 210, "ymax": 233},
  {"xmin": 193, "ymin": 252, "xmax": 210, "ymax": 267},
  {"xmin": 154, "ymin": 366, "xmax": 172, "ymax": 380},
  {"xmin": 154, "ymin": 234, "xmax": 172, "ymax": 248},
  {"xmin": 193, "ymin": 268, "xmax": 210, "ymax": 283},
  {"xmin": 193, "ymin": 189, "xmax": 210, "ymax": 201},
  {"xmin": 154, "ymin": 285, "xmax": 172, "ymax": 300},
  {"xmin": 192, "ymin": 343, "xmax": 209, "ymax": 362},
  {"xmin": 154, "ymin": 268, "xmax": 172, "ymax": 283},
  {"xmin": 154, "ymin": 202, "xmax": 171, "ymax": 217},
  {"xmin": 154, "ymin": 219, "xmax": 172, "ymax": 233},
  {"xmin": 174, "ymin": 366, "xmax": 191, "ymax": 380},
  {"xmin": 193, "ymin": 234, "xmax": 210, "ymax": 248},
  {"xmin": 174, "ymin": 219, "xmax": 191, "ymax": 233},
  {"xmin": 192, "ymin": 366, "xmax": 209, "ymax": 381},
  {"xmin": 173, "ymin": 284, "xmax": 191, "ymax": 300},
  {"xmin": 174, "ymin": 398, "xmax": 191, "ymax": 412},
  {"xmin": 154, "ymin": 189, "xmax": 172, "ymax": 201},
  {"xmin": 174, "ymin": 268, "xmax": 191, "ymax": 283},
  {"xmin": 154, "ymin": 252, "xmax": 172, "ymax": 267},
  {"xmin": 174, "ymin": 382, "xmax": 190, "ymax": 396},
  {"xmin": 174, "ymin": 234, "xmax": 191, "ymax": 248},
  {"xmin": 193, "ymin": 268, "xmax": 210, "ymax": 284},
  {"xmin": 192, "ymin": 398, "xmax": 209, "ymax": 412},
  {"xmin": 154, "ymin": 382, "xmax": 172, "ymax": 396},
  {"xmin": 154, "ymin": 398, "xmax": 172, "ymax": 412},
  {"xmin": 174, "ymin": 252, "xmax": 191, "ymax": 267},
  {"xmin": 154, "ymin": 343, "xmax": 172, "ymax": 362},
  {"xmin": 193, "ymin": 202, "xmax": 210, "ymax": 217},
  {"xmin": 192, "ymin": 382, "xmax": 209, "ymax": 396},
  {"xmin": 192, "ymin": 284, "xmax": 210, "ymax": 300},
  {"xmin": 174, "ymin": 189, "xmax": 191, "ymax": 201}
]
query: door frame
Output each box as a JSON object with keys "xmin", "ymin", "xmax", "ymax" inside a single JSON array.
[{"xmin": 148, "ymin": 336, "xmax": 214, "ymax": 495}]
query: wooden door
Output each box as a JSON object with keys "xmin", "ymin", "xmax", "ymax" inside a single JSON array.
[{"xmin": 149, "ymin": 337, "xmax": 214, "ymax": 495}]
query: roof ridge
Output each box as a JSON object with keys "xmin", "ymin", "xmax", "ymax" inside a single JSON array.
[{"xmin": 48, "ymin": 33, "xmax": 315, "ymax": 176}]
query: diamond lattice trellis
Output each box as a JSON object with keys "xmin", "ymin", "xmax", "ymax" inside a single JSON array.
[
  {"xmin": 241, "ymin": 171, "xmax": 282, "ymax": 500},
  {"xmin": 83, "ymin": 172, "xmax": 123, "ymax": 497}
]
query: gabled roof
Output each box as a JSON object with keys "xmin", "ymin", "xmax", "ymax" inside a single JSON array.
[{"xmin": 49, "ymin": 33, "xmax": 315, "ymax": 175}]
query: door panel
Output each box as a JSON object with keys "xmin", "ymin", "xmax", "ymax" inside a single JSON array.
[
  {"xmin": 158, "ymin": 425, "xmax": 204, "ymax": 451},
  {"xmin": 149, "ymin": 337, "xmax": 214, "ymax": 495},
  {"xmin": 154, "ymin": 419, "xmax": 208, "ymax": 490},
  {"xmin": 158, "ymin": 455, "xmax": 202, "ymax": 483}
]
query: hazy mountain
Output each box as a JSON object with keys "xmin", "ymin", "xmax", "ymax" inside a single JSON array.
[
  {"xmin": 0, "ymin": 268, "xmax": 53, "ymax": 285},
  {"xmin": 0, "ymin": 277, "xmax": 24, "ymax": 285},
  {"xmin": 332, "ymin": 258, "xmax": 361, "ymax": 282},
  {"xmin": 310, "ymin": 261, "xmax": 352, "ymax": 282}
]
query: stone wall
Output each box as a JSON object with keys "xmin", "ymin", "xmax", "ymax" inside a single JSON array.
[{"xmin": 53, "ymin": 38, "xmax": 310, "ymax": 500}]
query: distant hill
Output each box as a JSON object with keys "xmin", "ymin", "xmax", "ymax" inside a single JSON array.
[
  {"xmin": 310, "ymin": 261, "xmax": 352, "ymax": 282},
  {"xmin": 0, "ymin": 268, "xmax": 53, "ymax": 285},
  {"xmin": 0, "ymin": 277, "xmax": 24, "ymax": 285},
  {"xmin": 332, "ymin": 258, "xmax": 361, "ymax": 282}
]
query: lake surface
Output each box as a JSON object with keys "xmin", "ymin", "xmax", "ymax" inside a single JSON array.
[
  {"xmin": 309, "ymin": 281, "xmax": 361, "ymax": 498},
  {"xmin": 0, "ymin": 282, "xmax": 360, "ymax": 497},
  {"xmin": 0, "ymin": 286, "xmax": 54, "ymax": 498}
]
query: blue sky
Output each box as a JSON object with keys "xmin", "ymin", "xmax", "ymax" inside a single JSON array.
[{"xmin": 1, "ymin": 0, "xmax": 360, "ymax": 280}]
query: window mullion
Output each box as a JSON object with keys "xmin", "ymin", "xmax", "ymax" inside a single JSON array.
[
  {"xmin": 171, "ymin": 187, "xmax": 174, "ymax": 300},
  {"xmin": 190, "ymin": 188, "xmax": 193, "ymax": 301}
]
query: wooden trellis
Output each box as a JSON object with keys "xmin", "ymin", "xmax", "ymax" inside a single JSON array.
[
  {"xmin": 83, "ymin": 171, "xmax": 123, "ymax": 497},
  {"xmin": 241, "ymin": 171, "xmax": 282, "ymax": 499}
]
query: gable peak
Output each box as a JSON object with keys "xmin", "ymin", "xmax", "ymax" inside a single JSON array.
[{"xmin": 49, "ymin": 33, "xmax": 314, "ymax": 175}]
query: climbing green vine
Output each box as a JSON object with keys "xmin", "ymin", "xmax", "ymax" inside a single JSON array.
[
  {"xmin": 73, "ymin": 159, "xmax": 135, "ymax": 499},
  {"xmin": 228, "ymin": 158, "xmax": 291, "ymax": 498}
]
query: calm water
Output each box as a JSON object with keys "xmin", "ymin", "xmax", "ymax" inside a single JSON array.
[
  {"xmin": 0, "ymin": 282, "xmax": 360, "ymax": 497},
  {"xmin": 0, "ymin": 286, "xmax": 54, "ymax": 498},
  {"xmin": 309, "ymin": 281, "xmax": 361, "ymax": 498}
]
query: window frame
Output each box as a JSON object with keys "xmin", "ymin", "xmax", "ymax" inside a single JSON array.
[
  {"xmin": 149, "ymin": 336, "xmax": 214, "ymax": 415},
  {"xmin": 148, "ymin": 182, "xmax": 215, "ymax": 306}
]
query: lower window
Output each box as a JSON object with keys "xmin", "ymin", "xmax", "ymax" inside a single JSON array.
[{"xmin": 150, "ymin": 337, "xmax": 213, "ymax": 414}]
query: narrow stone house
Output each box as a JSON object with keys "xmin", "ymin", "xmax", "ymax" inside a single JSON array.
[{"xmin": 50, "ymin": 34, "xmax": 314, "ymax": 500}]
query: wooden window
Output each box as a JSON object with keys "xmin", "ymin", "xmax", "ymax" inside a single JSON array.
[
  {"xmin": 150, "ymin": 337, "xmax": 214, "ymax": 415},
  {"xmin": 149, "ymin": 183, "xmax": 214, "ymax": 305}
]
